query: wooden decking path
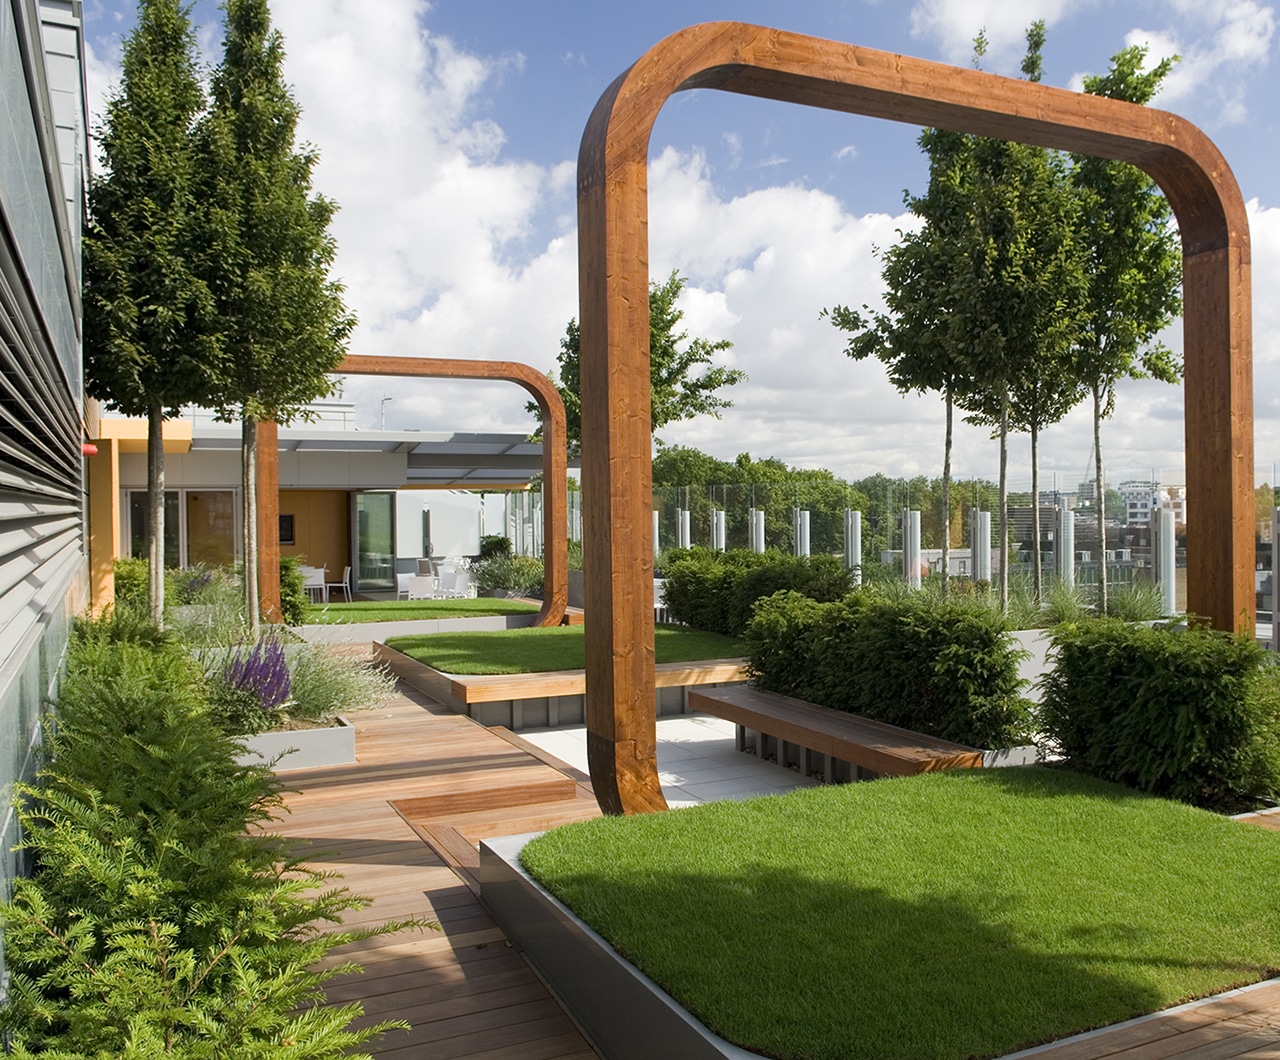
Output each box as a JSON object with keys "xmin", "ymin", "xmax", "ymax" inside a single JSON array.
[
  {"xmin": 277, "ymin": 684, "xmax": 600, "ymax": 1059},
  {"xmin": 276, "ymin": 665, "xmax": 1280, "ymax": 1060}
]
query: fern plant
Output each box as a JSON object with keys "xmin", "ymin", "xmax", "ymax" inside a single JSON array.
[{"xmin": 1, "ymin": 613, "xmax": 431, "ymax": 1056}]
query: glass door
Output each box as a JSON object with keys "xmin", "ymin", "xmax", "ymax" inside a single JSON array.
[{"xmin": 355, "ymin": 492, "xmax": 395, "ymax": 591}]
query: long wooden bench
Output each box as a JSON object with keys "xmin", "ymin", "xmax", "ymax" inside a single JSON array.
[{"xmin": 687, "ymin": 684, "xmax": 985, "ymax": 782}]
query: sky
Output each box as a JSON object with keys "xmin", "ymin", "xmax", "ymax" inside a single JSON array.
[{"xmin": 81, "ymin": 0, "xmax": 1280, "ymax": 490}]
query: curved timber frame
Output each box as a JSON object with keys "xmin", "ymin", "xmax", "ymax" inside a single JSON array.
[
  {"xmin": 338, "ymin": 355, "xmax": 569, "ymax": 628},
  {"xmin": 579, "ymin": 22, "xmax": 1253, "ymax": 815}
]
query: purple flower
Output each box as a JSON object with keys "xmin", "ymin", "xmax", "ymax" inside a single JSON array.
[{"xmin": 223, "ymin": 636, "xmax": 291, "ymax": 711}]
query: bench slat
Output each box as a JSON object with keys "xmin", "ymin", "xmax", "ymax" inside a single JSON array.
[{"xmin": 687, "ymin": 685, "xmax": 983, "ymax": 776}]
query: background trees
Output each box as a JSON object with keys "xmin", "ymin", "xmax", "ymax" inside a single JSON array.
[
  {"xmin": 536, "ymin": 270, "xmax": 746, "ymax": 450},
  {"xmin": 1070, "ymin": 46, "xmax": 1183, "ymax": 615},
  {"xmin": 827, "ymin": 26, "xmax": 1179, "ymax": 611},
  {"xmin": 84, "ymin": 0, "xmax": 222, "ymax": 625}
]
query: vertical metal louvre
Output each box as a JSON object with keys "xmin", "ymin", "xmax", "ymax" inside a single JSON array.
[{"xmin": 0, "ymin": 243, "xmax": 82, "ymax": 674}]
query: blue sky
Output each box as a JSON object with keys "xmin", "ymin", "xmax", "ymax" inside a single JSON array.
[{"xmin": 82, "ymin": 0, "xmax": 1280, "ymax": 487}]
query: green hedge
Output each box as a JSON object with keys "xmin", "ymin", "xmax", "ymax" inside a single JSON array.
[
  {"xmin": 1040, "ymin": 619, "xmax": 1280, "ymax": 809},
  {"xmin": 745, "ymin": 590, "xmax": 1033, "ymax": 749},
  {"xmin": 661, "ymin": 548, "xmax": 854, "ymax": 636}
]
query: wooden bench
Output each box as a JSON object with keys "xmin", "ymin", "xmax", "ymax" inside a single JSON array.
[{"xmin": 687, "ymin": 684, "xmax": 985, "ymax": 782}]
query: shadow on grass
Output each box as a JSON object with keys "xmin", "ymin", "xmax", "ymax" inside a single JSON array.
[{"xmin": 538, "ymin": 862, "xmax": 1240, "ymax": 1060}]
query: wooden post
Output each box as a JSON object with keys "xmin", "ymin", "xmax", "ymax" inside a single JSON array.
[
  {"xmin": 579, "ymin": 21, "xmax": 1253, "ymax": 814},
  {"xmin": 337, "ymin": 355, "xmax": 570, "ymax": 628}
]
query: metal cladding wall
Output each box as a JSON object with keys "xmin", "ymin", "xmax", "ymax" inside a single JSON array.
[{"xmin": 0, "ymin": 0, "xmax": 87, "ymax": 982}]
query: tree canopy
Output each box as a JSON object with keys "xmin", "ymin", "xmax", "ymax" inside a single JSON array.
[
  {"xmin": 199, "ymin": 0, "xmax": 355, "ymax": 630},
  {"xmin": 1071, "ymin": 44, "xmax": 1183, "ymax": 613},
  {"xmin": 537, "ymin": 271, "xmax": 746, "ymax": 449},
  {"xmin": 84, "ymin": 0, "xmax": 224, "ymax": 623}
]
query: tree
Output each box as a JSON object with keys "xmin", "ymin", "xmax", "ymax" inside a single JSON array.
[
  {"xmin": 828, "ymin": 24, "xmax": 1087, "ymax": 608},
  {"xmin": 953, "ymin": 129, "xmax": 1087, "ymax": 612},
  {"xmin": 1070, "ymin": 46, "xmax": 1182, "ymax": 615},
  {"xmin": 200, "ymin": 0, "xmax": 355, "ymax": 635},
  {"xmin": 825, "ymin": 124, "xmax": 976, "ymax": 596},
  {"xmin": 83, "ymin": 0, "xmax": 223, "ymax": 626},
  {"xmin": 537, "ymin": 271, "xmax": 746, "ymax": 450},
  {"xmin": 959, "ymin": 25, "xmax": 1089, "ymax": 601}
]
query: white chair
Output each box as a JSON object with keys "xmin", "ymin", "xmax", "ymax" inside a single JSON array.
[
  {"xmin": 301, "ymin": 565, "xmax": 327, "ymax": 603},
  {"xmin": 326, "ymin": 565, "xmax": 351, "ymax": 602},
  {"xmin": 406, "ymin": 575, "xmax": 437, "ymax": 600},
  {"xmin": 396, "ymin": 572, "xmax": 413, "ymax": 600}
]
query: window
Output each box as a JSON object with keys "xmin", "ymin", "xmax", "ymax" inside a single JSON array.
[{"xmin": 127, "ymin": 490, "xmax": 238, "ymax": 568}]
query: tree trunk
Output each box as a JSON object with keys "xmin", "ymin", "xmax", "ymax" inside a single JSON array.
[
  {"xmin": 1093, "ymin": 383, "xmax": 1107, "ymax": 616},
  {"xmin": 1031, "ymin": 423, "xmax": 1041, "ymax": 601},
  {"xmin": 999, "ymin": 399, "xmax": 1009, "ymax": 614},
  {"xmin": 147, "ymin": 404, "xmax": 165, "ymax": 628},
  {"xmin": 243, "ymin": 414, "xmax": 260, "ymax": 639},
  {"xmin": 941, "ymin": 387, "xmax": 952, "ymax": 597}
]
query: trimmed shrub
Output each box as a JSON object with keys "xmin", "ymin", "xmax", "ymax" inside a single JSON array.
[
  {"xmin": 1040, "ymin": 619, "xmax": 1280, "ymax": 809},
  {"xmin": 746, "ymin": 590, "xmax": 1033, "ymax": 749},
  {"xmin": 279, "ymin": 554, "xmax": 309, "ymax": 624},
  {"xmin": 479, "ymin": 534, "xmax": 514, "ymax": 560},
  {"xmin": 661, "ymin": 548, "xmax": 854, "ymax": 636}
]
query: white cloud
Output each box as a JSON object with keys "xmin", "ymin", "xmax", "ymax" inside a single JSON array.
[
  {"xmin": 261, "ymin": 0, "xmax": 578, "ymax": 431},
  {"xmin": 1125, "ymin": 2, "xmax": 1274, "ymax": 123},
  {"xmin": 83, "ymin": 0, "xmax": 1280, "ymax": 485},
  {"xmin": 909, "ymin": 0, "xmax": 1093, "ymax": 67}
]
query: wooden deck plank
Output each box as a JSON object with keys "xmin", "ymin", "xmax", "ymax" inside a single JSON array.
[{"xmin": 273, "ymin": 693, "xmax": 599, "ymax": 1058}]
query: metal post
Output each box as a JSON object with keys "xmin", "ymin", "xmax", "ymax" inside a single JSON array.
[
  {"xmin": 652, "ymin": 509, "xmax": 660, "ymax": 559},
  {"xmin": 714, "ymin": 509, "xmax": 726, "ymax": 551},
  {"xmin": 976, "ymin": 511, "xmax": 992, "ymax": 584},
  {"xmin": 1273, "ymin": 505, "xmax": 1280, "ymax": 651},
  {"xmin": 800, "ymin": 510, "xmax": 810, "ymax": 557},
  {"xmin": 908, "ymin": 509, "xmax": 921, "ymax": 589},
  {"xmin": 753, "ymin": 508, "xmax": 766, "ymax": 553},
  {"xmin": 678, "ymin": 508, "xmax": 691, "ymax": 550},
  {"xmin": 1058, "ymin": 506, "xmax": 1075, "ymax": 590},
  {"xmin": 846, "ymin": 509, "xmax": 862, "ymax": 583},
  {"xmin": 1159, "ymin": 508, "xmax": 1177, "ymax": 616}
]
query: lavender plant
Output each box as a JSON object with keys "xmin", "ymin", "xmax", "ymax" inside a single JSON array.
[{"xmin": 210, "ymin": 636, "xmax": 292, "ymax": 734}]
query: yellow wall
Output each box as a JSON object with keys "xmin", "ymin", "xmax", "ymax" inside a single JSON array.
[
  {"xmin": 87, "ymin": 437, "xmax": 120, "ymax": 615},
  {"xmin": 278, "ymin": 490, "xmax": 349, "ymax": 578}
]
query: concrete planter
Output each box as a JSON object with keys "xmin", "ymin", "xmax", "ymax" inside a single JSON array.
[
  {"xmin": 567, "ymin": 569, "xmax": 585, "ymax": 610},
  {"xmin": 481, "ymin": 834, "xmax": 764, "ymax": 1060},
  {"xmin": 237, "ymin": 716, "xmax": 355, "ymax": 771}
]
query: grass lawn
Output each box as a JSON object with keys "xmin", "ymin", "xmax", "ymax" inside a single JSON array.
[
  {"xmin": 522, "ymin": 768, "xmax": 1280, "ymax": 1060},
  {"xmin": 304, "ymin": 598, "xmax": 539, "ymax": 624},
  {"xmin": 384, "ymin": 623, "xmax": 744, "ymax": 674}
]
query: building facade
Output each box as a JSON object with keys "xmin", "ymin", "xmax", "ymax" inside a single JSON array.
[{"xmin": 0, "ymin": 0, "xmax": 88, "ymax": 979}]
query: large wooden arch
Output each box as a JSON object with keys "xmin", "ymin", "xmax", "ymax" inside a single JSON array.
[
  {"xmin": 338, "ymin": 355, "xmax": 569, "ymax": 628},
  {"xmin": 258, "ymin": 356, "xmax": 569, "ymax": 628},
  {"xmin": 579, "ymin": 22, "xmax": 1253, "ymax": 815}
]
